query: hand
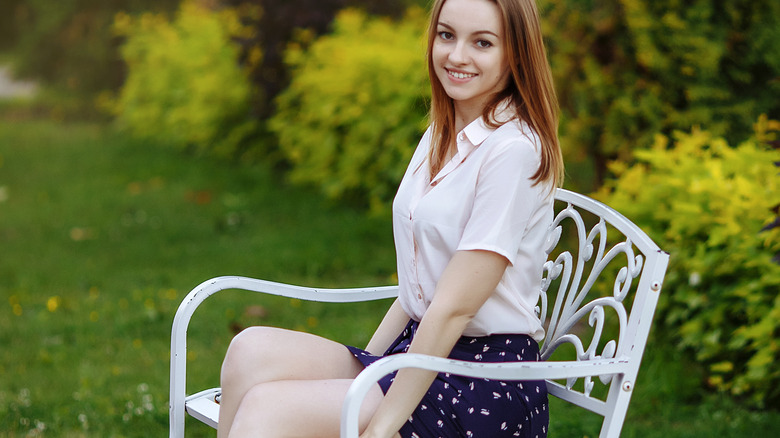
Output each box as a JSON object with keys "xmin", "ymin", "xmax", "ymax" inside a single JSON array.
[
  {"xmin": 359, "ymin": 431, "xmax": 399, "ymax": 438},
  {"xmin": 359, "ymin": 422, "xmax": 402, "ymax": 438}
]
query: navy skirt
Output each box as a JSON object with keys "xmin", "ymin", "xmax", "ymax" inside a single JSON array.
[{"xmin": 346, "ymin": 320, "xmax": 548, "ymax": 438}]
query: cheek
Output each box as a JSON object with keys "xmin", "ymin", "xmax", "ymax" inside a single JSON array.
[
  {"xmin": 485, "ymin": 55, "xmax": 509, "ymax": 82},
  {"xmin": 431, "ymin": 43, "xmax": 448, "ymax": 66}
]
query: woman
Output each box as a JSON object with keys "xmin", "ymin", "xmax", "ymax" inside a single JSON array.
[{"xmin": 218, "ymin": 0, "xmax": 563, "ymax": 436}]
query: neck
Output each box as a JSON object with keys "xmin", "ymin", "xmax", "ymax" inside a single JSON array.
[
  {"xmin": 453, "ymin": 93, "xmax": 495, "ymax": 132},
  {"xmin": 453, "ymin": 104, "xmax": 481, "ymax": 133}
]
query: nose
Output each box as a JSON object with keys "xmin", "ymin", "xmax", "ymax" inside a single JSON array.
[{"xmin": 448, "ymin": 40, "xmax": 468, "ymax": 65}]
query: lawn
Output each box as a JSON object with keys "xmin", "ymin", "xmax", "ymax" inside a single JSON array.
[{"xmin": 1, "ymin": 117, "xmax": 778, "ymax": 436}]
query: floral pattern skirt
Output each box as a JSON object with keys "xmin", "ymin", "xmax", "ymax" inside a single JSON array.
[{"xmin": 346, "ymin": 320, "xmax": 548, "ymax": 438}]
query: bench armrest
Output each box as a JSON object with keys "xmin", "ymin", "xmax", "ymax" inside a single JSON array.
[
  {"xmin": 170, "ymin": 276, "xmax": 398, "ymax": 438},
  {"xmin": 341, "ymin": 353, "xmax": 629, "ymax": 438}
]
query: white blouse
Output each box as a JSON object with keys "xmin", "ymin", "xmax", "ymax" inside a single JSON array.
[{"xmin": 392, "ymin": 115, "xmax": 553, "ymax": 340}]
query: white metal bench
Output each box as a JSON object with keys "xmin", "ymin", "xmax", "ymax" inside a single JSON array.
[{"xmin": 169, "ymin": 188, "xmax": 669, "ymax": 437}]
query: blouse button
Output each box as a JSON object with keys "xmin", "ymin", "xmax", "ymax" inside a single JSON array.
[{"xmin": 417, "ymin": 293, "xmax": 423, "ymax": 300}]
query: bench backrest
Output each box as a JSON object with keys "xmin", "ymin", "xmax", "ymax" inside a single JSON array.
[{"xmin": 540, "ymin": 189, "xmax": 668, "ymax": 432}]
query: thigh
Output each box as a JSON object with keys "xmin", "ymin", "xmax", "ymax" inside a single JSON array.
[
  {"xmin": 222, "ymin": 326, "xmax": 364, "ymax": 382},
  {"xmin": 229, "ymin": 378, "xmax": 385, "ymax": 438}
]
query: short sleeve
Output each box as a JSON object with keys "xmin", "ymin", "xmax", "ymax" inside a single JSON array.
[{"xmin": 456, "ymin": 136, "xmax": 543, "ymax": 265}]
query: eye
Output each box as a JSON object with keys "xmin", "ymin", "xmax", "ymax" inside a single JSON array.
[
  {"xmin": 438, "ymin": 31, "xmax": 454, "ymax": 41},
  {"xmin": 476, "ymin": 39, "xmax": 493, "ymax": 49}
]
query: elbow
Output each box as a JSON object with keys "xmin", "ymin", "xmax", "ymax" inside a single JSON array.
[{"xmin": 426, "ymin": 301, "xmax": 477, "ymax": 333}]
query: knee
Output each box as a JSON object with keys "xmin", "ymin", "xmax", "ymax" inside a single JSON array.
[{"xmin": 221, "ymin": 327, "xmax": 280, "ymax": 385}]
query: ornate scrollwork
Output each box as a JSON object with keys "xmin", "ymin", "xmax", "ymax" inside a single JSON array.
[{"xmin": 538, "ymin": 202, "xmax": 645, "ymax": 396}]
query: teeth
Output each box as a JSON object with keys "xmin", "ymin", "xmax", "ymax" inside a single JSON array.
[{"xmin": 449, "ymin": 70, "xmax": 475, "ymax": 79}]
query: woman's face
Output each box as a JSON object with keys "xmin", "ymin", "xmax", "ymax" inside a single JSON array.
[{"xmin": 432, "ymin": 0, "xmax": 510, "ymax": 119}]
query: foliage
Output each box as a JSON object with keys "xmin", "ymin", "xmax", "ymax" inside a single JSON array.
[
  {"xmin": 540, "ymin": 0, "xmax": 780, "ymax": 189},
  {"xmin": 2, "ymin": 0, "xmax": 180, "ymax": 99},
  {"xmin": 6, "ymin": 0, "xmax": 778, "ymax": 193},
  {"xmin": 220, "ymin": 0, "xmax": 422, "ymax": 121},
  {"xmin": 269, "ymin": 8, "xmax": 430, "ymax": 212},
  {"xmin": 595, "ymin": 117, "xmax": 780, "ymax": 406},
  {"xmin": 267, "ymin": 0, "xmax": 778, "ymax": 210},
  {"xmin": 110, "ymin": 0, "xmax": 259, "ymax": 157}
]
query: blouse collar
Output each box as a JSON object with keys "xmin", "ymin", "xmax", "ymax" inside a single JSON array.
[{"xmin": 458, "ymin": 100, "xmax": 516, "ymax": 155}]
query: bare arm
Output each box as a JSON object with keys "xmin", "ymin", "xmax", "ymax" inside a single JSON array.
[
  {"xmin": 360, "ymin": 250, "xmax": 509, "ymax": 438},
  {"xmin": 364, "ymin": 298, "xmax": 410, "ymax": 356}
]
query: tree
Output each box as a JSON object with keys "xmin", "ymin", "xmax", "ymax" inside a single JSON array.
[{"xmin": 5, "ymin": 0, "xmax": 181, "ymax": 99}]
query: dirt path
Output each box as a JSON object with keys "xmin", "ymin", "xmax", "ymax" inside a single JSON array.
[{"xmin": 0, "ymin": 65, "xmax": 37, "ymax": 99}]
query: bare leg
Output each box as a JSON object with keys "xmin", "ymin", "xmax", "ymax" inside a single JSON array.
[
  {"xmin": 218, "ymin": 327, "xmax": 371, "ymax": 438},
  {"xmin": 227, "ymin": 379, "xmax": 386, "ymax": 438}
]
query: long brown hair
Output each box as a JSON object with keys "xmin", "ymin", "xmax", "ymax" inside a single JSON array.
[{"xmin": 425, "ymin": 0, "xmax": 563, "ymax": 187}]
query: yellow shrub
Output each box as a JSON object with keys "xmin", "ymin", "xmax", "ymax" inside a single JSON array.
[
  {"xmin": 270, "ymin": 8, "xmax": 429, "ymax": 213},
  {"xmin": 111, "ymin": 1, "xmax": 258, "ymax": 157},
  {"xmin": 596, "ymin": 117, "xmax": 780, "ymax": 406}
]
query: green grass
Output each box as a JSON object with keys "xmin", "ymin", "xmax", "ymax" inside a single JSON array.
[
  {"xmin": 1, "ymin": 117, "xmax": 778, "ymax": 437},
  {"xmin": 0, "ymin": 118, "xmax": 396, "ymax": 436}
]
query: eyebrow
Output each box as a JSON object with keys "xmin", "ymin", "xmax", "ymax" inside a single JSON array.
[{"xmin": 437, "ymin": 22, "xmax": 500, "ymax": 39}]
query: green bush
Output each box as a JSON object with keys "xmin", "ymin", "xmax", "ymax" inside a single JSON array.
[
  {"xmin": 595, "ymin": 116, "xmax": 780, "ymax": 407},
  {"xmin": 540, "ymin": 0, "xmax": 780, "ymax": 189},
  {"xmin": 219, "ymin": 0, "xmax": 423, "ymax": 121},
  {"xmin": 268, "ymin": 0, "xmax": 779, "ymax": 209},
  {"xmin": 269, "ymin": 8, "xmax": 429, "ymax": 212},
  {"xmin": 110, "ymin": 1, "xmax": 258, "ymax": 157}
]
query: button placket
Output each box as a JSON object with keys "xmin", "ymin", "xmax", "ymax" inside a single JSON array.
[
  {"xmin": 412, "ymin": 240, "xmax": 423, "ymax": 302},
  {"xmin": 409, "ymin": 204, "xmax": 423, "ymax": 303}
]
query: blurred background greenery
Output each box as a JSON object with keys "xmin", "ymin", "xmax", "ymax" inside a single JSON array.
[{"xmin": 0, "ymin": 0, "xmax": 778, "ymax": 436}]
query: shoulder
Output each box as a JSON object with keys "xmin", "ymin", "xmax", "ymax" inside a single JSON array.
[
  {"xmin": 493, "ymin": 119, "xmax": 541, "ymax": 151},
  {"xmin": 482, "ymin": 120, "xmax": 542, "ymax": 164}
]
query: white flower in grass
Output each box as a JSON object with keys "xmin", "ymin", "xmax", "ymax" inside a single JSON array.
[{"xmin": 689, "ymin": 272, "xmax": 702, "ymax": 286}]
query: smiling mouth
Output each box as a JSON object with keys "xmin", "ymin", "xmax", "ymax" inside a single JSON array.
[{"xmin": 447, "ymin": 69, "xmax": 477, "ymax": 80}]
